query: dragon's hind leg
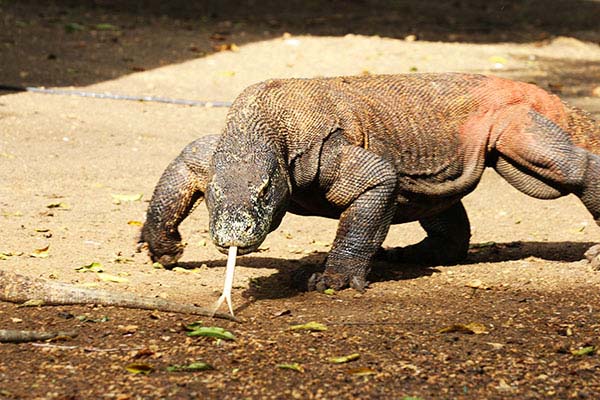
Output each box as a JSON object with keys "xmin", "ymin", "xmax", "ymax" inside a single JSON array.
[
  {"xmin": 381, "ymin": 201, "xmax": 471, "ymax": 265},
  {"xmin": 492, "ymin": 109, "xmax": 600, "ymax": 266}
]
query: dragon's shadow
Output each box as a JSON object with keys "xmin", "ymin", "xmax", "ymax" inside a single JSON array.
[{"xmin": 175, "ymin": 241, "xmax": 594, "ymax": 300}]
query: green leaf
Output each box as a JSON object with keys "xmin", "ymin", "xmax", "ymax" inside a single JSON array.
[
  {"xmin": 328, "ymin": 353, "xmax": 360, "ymax": 364},
  {"xmin": 185, "ymin": 321, "xmax": 204, "ymax": 331},
  {"xmin": 571, "ymin": 346, "xmax": 596, "ymax": 356},
  {"xmin": 323, "ymin": 288, "xmax": 336, "ymax": 295},
  {"xmin": 94, "ymin": 23, "xmax": 119, "ymax": 31},
  {"xmin": 111, "ymin": 193, "xmax": 143, "ymax": 204},
  {"xmin": 187, "ymin": 326, "xmax": 235, "ymax": 340},
  {"xmin": 75, "ymin": 262, "xmax": 103, "ymax": 273},
  {"xmin": 276, "ymin": 363, "xmax": 304, "ymax": 373},
  {"xmin": 125, "ymin": 363, "xmax": 153, "ymax": 374},
  {"xmin": 288, "ymin": 321, "xmax": 328, "ymax": 332},
  {"xmin": 167, "ymin": 361, "xmax": 213, "ymax": 372},
  {"xmin": 65, "ymin": 22, "xmax": 85, "ymax": 33},
  {"xmin": 18, "ymin": 299, "xmax": 45, "ymax": 307},
  {"xmin": 152, "ymin": 262, "xmax": 165, "ymax": 269}
]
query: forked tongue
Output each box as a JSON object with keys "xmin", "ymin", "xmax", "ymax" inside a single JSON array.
[{"xmin": 211, "ymin": 246, "xmax": 237, "ymax": 317}]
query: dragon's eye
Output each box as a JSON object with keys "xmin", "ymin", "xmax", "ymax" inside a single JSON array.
[{"xmin": 257, "ymin": 177, "xmax": 270, "ymax": 198}]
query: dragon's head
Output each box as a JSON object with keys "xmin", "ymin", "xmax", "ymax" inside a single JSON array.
[{"xmin": 206, "ymin": 138, "xmax": 290, "ymax": 255}]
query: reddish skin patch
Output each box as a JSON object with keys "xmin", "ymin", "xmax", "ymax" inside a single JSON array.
[
  {"xmin": 475, "ymin": 76, "xmax": 567, "ymax": 125},
  {"xmin": 462, "ymin": 76, "xmax": 569, "ymax": 149}
]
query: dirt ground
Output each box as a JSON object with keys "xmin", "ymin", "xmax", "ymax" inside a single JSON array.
[{"xmin": 1, "ymin": 1, "xmax": 600, "ymax": 399}]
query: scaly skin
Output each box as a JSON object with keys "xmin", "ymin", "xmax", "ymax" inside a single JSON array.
[{"xmin": 140, "ymin": 73, "xmax": 600, "ymax": 292}]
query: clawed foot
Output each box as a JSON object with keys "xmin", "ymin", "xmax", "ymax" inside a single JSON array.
[
  {"xmin": 307, "ymin": 272, "xmax": 368, "ymax": 293},
  {"xmin": 584, "ymin": 244, "xmax": 600, "ymax": 270}
]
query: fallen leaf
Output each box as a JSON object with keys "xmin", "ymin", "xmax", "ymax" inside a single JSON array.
[
  {"xmin": 347, "ymin": 367, "xmax": 376, "ymax": 376},
  {"xmin": 187, "ymin": 326, "xmax": 235, "ymax": 341},
  {"xmin": 571, "ymin": 346, "xmax": 596, "ymax": 356},
  {"xmin": 276, "ymin": 363, "xmax": 304, "ymax": 373},
  {"xmin": 77, "ymin": 315, "xmax": 109, "ymax": 323},
  {"xmin": 125, "ymin": 363, "xmax": 154, "ymax": 375},
  {"xmin": 30, "ymin": 245, "xmax": 50, "ymax": 258},
  {"xmin": 94, "ymin": 23, "xmax": 119, "ymax": 31},
  {"xmin": 65, "ymin": 22, "xmax": 85, "ymax": 33},
  {"xmin": 438, "ymin": 322, "xmax": 488, "ymax": 335},
  {"xmin": 111, "ymin": 193, "xmax": 143, "ymax": 204},
  {"xmin": 1, "ymin": 211, "xmax": 23, "ymax": 217},
  {"xmin": 487, "ymin": 342, "xmax": 505, "ymax": 350},
  {"xmin": 167, "ymin": 361, "xmax": 214, "ymax": 372},
  {"xmin": 46, "ymin": 202, "xmax": 70, "ymax": 210},
  {"xmin": 323, "ymin": 288, "xmax": 336, "ymax": 295},
  {"xmin": 288, "ymin": 321, "xmax": 328, "ymax": 332},
  {"xmin": 75, "ymin": 262, "xmax": 103, "ymax": 273},
  {"xmin": 96, "ymin": 272, "xmax": 128, "ymax": 283},
  {"xmin": 18, "ymin": 299, "xmax": 45, "ymax": 307},
  {"xmin": 273, "ymin": 309, "xmax": 291, "ymax": 317},
  {"xmin": 328, "ymin": 353, "xmax": 360, "ymax": 364},
  {"xmin": 113, "ymin": 256, "xmax": 134, "ymax": 264},
  {"xmin": 127, "ymin": 220, "xmax": 143, "ymax": 226}
]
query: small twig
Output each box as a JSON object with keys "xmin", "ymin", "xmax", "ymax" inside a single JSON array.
[
  {"xmin": 0, "ymin": 84, "xmax": 232, "ymax": 108},
  {"xmin": 30, "ymin": 343, "xmax": 145, "ymax": 353},
  {"xmin": 30, "ymin": 343, "xmax": 79, "ymax": 350},
  {"xmin": 0, "ymin": 329, "xmax": 78, "ymax": 343}
]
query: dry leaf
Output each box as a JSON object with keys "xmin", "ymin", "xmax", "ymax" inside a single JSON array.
[
  {"xmin": 125, "ymin": 363, "xmax": 153, "ymax": 375},
  {"xmin": 30, "ymin": 245, "xmax": 50, "ymax": 258},
  {"xmin": 438, "ymin": 322, "xmax": 488, "ymax": 335},
  {"xmin": 111, "ymin": 193, "xmax": 143, "ymax": 204},
  {"xmin": 328, "ymin": 353, "xmax": 360, "ymax": 364},
  {"xmin": 46, "ymin": 202, "xmax": 70, "ymax": 210},
  {"xmin": 276, "ymin": 363, "xmax": 304, "ymax": 373},
  {"xmin": 96, "ymin": 272, "xmax": 128, "ymax": 283},
  {"xmin": 347, "ymin": 367, "xmax": 376, "ymax": 376}
]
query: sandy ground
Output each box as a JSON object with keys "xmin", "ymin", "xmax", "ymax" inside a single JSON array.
[
  {"xmin": 2, "ymin": 34, "xmax": 600, "ymax": 304},
  {"xmin": 1, "ymin": 1, "xmax": 600, "ymax": 398}
]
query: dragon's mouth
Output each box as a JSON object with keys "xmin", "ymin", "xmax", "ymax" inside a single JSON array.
[{"xmin": 215, "ymin": 243, "xmax": 258, "ymax": 255}]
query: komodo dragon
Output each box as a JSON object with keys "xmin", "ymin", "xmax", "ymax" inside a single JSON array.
[{"xmin": 140, "ymin": 73, "xmax": 600, "ymax": 292}]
